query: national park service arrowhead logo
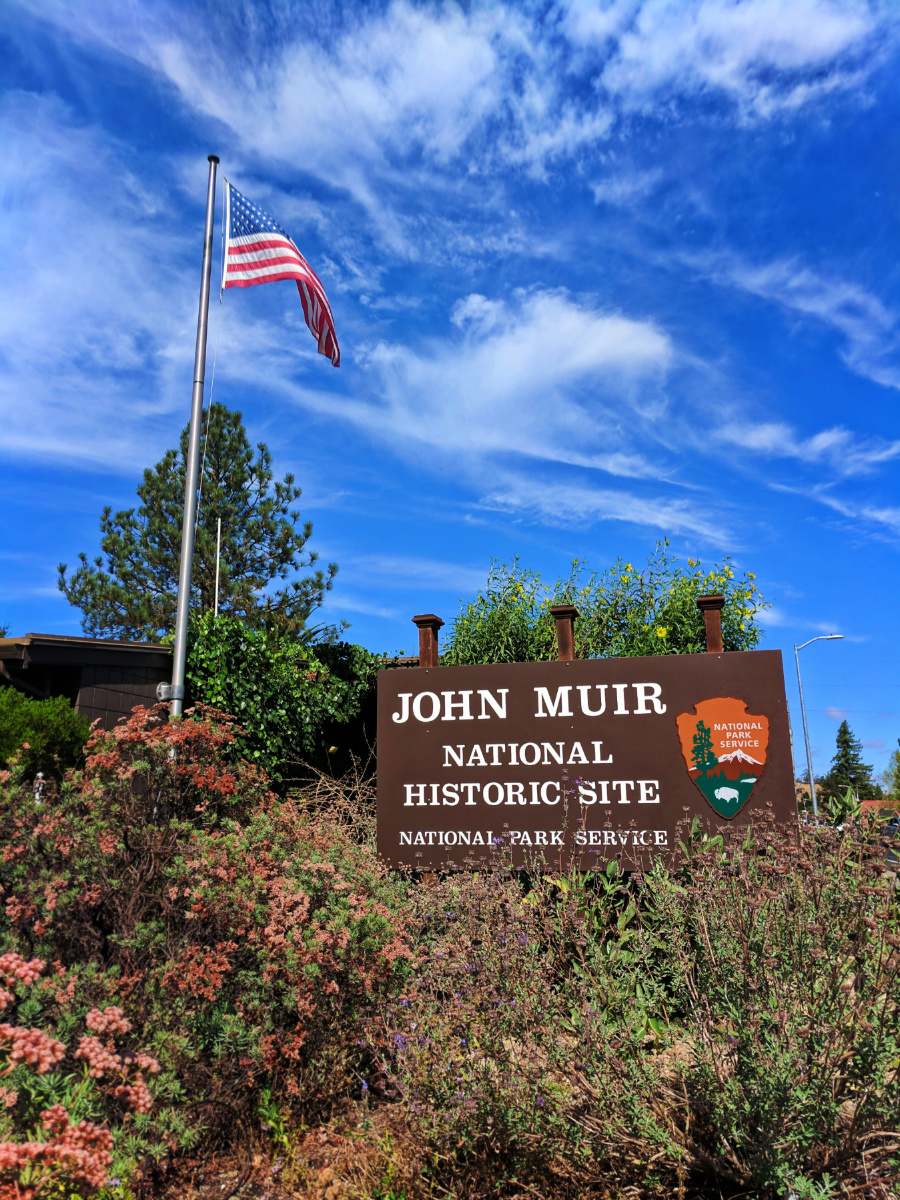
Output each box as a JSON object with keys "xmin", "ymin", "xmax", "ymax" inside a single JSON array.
[{"xmin": 676, "ymin": 697, "xmax": 769, "ymax": 819}]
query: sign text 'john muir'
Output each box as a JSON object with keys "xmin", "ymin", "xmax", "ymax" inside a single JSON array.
[{"xmin": 376, "ymin": 651, "xmax": 794, "ymax": 869}]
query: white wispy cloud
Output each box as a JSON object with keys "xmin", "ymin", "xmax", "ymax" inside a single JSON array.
[
  {"xmin": 18, "ymin": 0, "xmax": 892, "ymax": 202},
  {"xmin": 723, "ymin": 258, "xmax": 900, "ymax": 388},
  {"xmin": 591, "ymin": 168, "xmax": 664, "ymax": 206},
  {"xmin": 340, "ymin": 553, "xmax": 488, "ymax": 594},
  {"xmin": 4, "ymin": 0, "xmax": 897, "ymax": 562},
  {"xmin": 684, "ymin": 250, "xmax": 900, "ymax": 389},
  {"xmin": 567, "ymin": 0, "xmax": 885, "ymax": 119},
  {"xmin": 0, "ymin": 93, "xmax": 200, "ymax": 469},
  {"xmin": 295, "ymin": 288, "xmax": 676, "ymax": 476},
  {"xmin": 482, "ymin": 471, "xmax": 729, "ymax": 543},
  {"xmin": 715, "ymin": 422, "xmax": 900, "ymax": 477},
  {"xmin": 762, "ymin": 483, "xmax": 900, "ymax": 546},
  {"xmin": 758, "ymin": 606, "xmax": 843, "ymax": 635}
]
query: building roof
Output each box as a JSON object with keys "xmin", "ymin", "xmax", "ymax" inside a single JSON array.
[
  {"xmin": 0, "ymin": 633, "xmax": 169, "ymax": 652},
  {"xmin": 0, "ymin": 633, "xmax": 171, "ymax": 669}
]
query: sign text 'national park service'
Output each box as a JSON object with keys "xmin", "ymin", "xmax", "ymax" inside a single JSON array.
[{"xmin": 376, "ymin": 650, "xmax": 794, "ymax": 869}]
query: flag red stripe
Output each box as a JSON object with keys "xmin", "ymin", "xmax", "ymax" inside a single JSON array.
[
  {"xmin": 226, "ymin": 257, "xmax": 311, "ymax": 274},
  {"xmin": 225, "ymin": 183, "xmax": 340, "ymax": 367},
  {"xmin": 228, "ymin": 238, "xmax": 299, "ymax": 257},
  {"xmin": 225, "ymin": 271, "xmax": 314, "ymax": 288},
  {"xmin": 228, "ymin": 250, "xmax": 306, "ymax": 267}
]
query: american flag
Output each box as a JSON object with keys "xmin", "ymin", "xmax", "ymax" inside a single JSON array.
[{"xmin": 222, "ymin": 182, "xmax": 340, "ymax": 367}]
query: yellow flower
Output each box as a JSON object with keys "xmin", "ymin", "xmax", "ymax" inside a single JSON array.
[{"xmin": 656, "ymin": 627, "xmax": 667, "ymax": 638}]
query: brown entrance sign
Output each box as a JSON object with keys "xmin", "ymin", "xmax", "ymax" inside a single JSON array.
[{"xmin": 377, "ymin": 650, "xmax": 794, "ymax": 870}]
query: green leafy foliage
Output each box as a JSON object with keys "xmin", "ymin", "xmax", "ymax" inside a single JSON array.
[
  {"xmin": 442, "ymin": 542, "xmax": 767, "ymax": 665},
  {"xmin": 184, "ymin": 611, "xmax": 384, "ymax": 784},
  {"xmin": 0, "ymin": 690, "xmax": 91, "ymax": 776},
  {"xmin": 58, "ymin": 403, "xmax": 338, "ymax": 640}
]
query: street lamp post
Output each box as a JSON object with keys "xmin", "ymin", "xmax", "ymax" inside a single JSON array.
[{"xmin": 794, "ymin": 634, "xmax": 844, "ymax": 823}]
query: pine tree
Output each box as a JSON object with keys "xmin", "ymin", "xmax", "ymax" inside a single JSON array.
[
  {"xmin": 58, "ymin": 404, "xmax": 337, "ymax": 640},
  {"xmin": 692, "ymin": 721, "xmax": 718, "ymax": 776},
  {"xmin": 818, "ymin": 719, "xmax": 880, "ymax": 803},
  {"xmin": 882, "ymin": 739, "xmax": 900, "ymax": 806}
]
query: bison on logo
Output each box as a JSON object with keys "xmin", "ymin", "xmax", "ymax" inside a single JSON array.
[{"xmin": 676, "ymin": 697, "xmax": 769, "ymax": 819}]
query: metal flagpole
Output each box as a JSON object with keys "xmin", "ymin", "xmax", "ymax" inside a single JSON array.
[{"xmin": 163, "ymin": 154, "xmax": 219, "ymax": 718}]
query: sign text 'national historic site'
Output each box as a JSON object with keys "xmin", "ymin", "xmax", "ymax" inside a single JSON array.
[{"xmin": 377, "ymin": 650, "xmax": 794, "ymax": 869}]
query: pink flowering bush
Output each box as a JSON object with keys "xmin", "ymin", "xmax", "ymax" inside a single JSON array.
[
  {"xmin": 0, "ymin": 956, "xmax": 159, "ymax": 1198},
  {"xmin": 0, "ymin": 704, "xmax": 411, "ymax": 1190}
]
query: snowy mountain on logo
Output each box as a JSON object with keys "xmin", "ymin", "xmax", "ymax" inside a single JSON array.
[
  {"xmin": 689, "ymin": 747, "xmax": 763, "ymax": 782},
  {"xmin": 718, "ymin": 749, "xmax": 762, "ymax": 766}
]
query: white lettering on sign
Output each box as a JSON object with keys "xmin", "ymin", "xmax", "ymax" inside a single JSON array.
[
  {"xmin": 574, "ymin": 829, "xmax": 668, "ymax": 847},
  {"xmin": 541, "ymin": 780, "xmax": 560, "ymax": 804},
  {"xmin": 633, "ymin": 683, "xmax": 666, "ymax": 715},
  {"xmin": 392, "ymin": 688, "xmax": 508, "ymax": 724},
  {"xmin": 577, "ymin": 684, "xmax": 607, "ymax": 715},
  {"xmin": 638, "ymin": 780, "xmax": 660, "ymax": 804},
  {"xmin": 483, "ymin": 782, "xmax": 504, "ymax": 806},
  {"xmin": 534, "ymin": 686, "xmax": 572, "ymax": 718},
  {"xmin": 399, "ymin": 830, "xmax": 494, "ymax": 847},
  {"xmin": 612, "ymin": 780, "xmax": 635, "ymax": 803},
  {"xmin": 534, "ymin": 682, "xmax": 666, "ymax": 718},
  {"xmin": 441, "ymin": 690, "xmax": 473, "ymax": 720},
  {"xmin": 508, "ymin": 830, "xmax": 564, "ymax": 846},
  {"xmin": 478, "ymin": 689, "xmax": 508, "ymax": 720},
  {"xmin": 395, "ymin": 684, "xmax": 665, "ymax": 724},
  {"xmin": 412, "ymin": 691, "xmax": 441, "ymax": 722}
]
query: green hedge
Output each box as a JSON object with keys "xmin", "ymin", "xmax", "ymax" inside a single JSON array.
[
  {"xmin": 185, "ymin": 612, "xmax": 385, "ymax": 785},
  {"xmin": 0, "ymin": 689, "xmax": 91, "ymax": 775}
]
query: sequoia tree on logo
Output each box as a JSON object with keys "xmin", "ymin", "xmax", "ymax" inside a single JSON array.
[{"xmin": 676, "ymin": 697, "xmax": 770, "ymax": 819}]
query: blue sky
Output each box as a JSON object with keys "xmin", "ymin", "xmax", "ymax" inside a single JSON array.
[{"xmin": 2, "ymin": 0, "xmax": 899, "ymax": 782}]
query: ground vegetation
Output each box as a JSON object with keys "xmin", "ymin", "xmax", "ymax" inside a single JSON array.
[{"xmin": 0, "ymin": 705, "xmax": 897, "ymax": 1199}]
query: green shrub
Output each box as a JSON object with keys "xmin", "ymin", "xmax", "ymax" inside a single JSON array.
[
  {"xmin": 442, "ymin": 541, "xmax": 767, "ymax": 665},
  {"xmin": 370, "ymin": 815, "xmax": 900, "ymax": 1197},
  {"xmin": 184, "ymin": 612, "xmax": 384, "ymax": 784},
  {"xmin": 0, "ymin": 690, "xmax": 91, "ymax": 775},
  {"xmin": 0, "ymin": 705, "xmax": 412, "ymax": 1191}
]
